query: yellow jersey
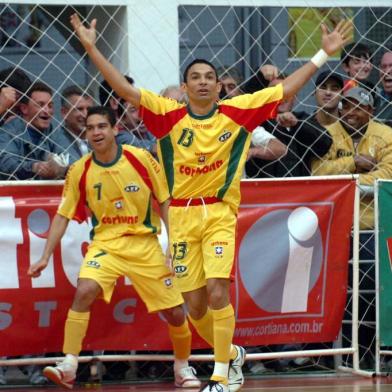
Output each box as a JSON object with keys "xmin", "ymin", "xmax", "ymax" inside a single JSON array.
[
  {"xmin": 139, "ymin": 85, "xmax": 283, "ymax": 212},
  {"xmin": 58, "ymin": 144, "xmax": 169, "ymax": 241}
]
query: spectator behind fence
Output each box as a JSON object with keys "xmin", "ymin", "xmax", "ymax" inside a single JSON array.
[
  {"xmin": 311, "ymin": 71, "xmax": 344, "ymax": 127},
  {"xmin": 246, "ymin": 75, "xmax": 332, "ymax": 178},
  {"xmin": 217, "ymin": 65, "xmax": 287, "ymax": 164},
  {"xmin": 160, "ymin": 85, "xmax": 187, "ymax": 103},
  {"xmin": 100, "ymin": 76, "xmax": 156, "ymax": 152},
  {"xmin": 117, "ymin": 100, "xmax": 157, "ymax": 155},
  {"xmin": 340, "ymin": 42, "xmax": 376, "ymax": 93},
  {"xmin": 312, "ymin": 87, "xmax": 392, "ymax": 229},
  {"xmin": 49, "ymin": 85, "xmax": 94, "ymax": 166},
  {"xmin": 217, "ymin": 66, "xmax": 244, "ymax": 98},
  {"xmin": 0, "ymin": 67, "xmax": 31, "ymax": 124},
  {"xmin": 375, "ymin": 48, "xmax": 392, "ymax": 127},
  {"xmin": 0, "ymin": 81, "xmax": 66, "ymax": 180}
]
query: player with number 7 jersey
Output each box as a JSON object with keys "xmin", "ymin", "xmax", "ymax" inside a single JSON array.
[{"xmin": 28, "ymin": 106, "xmax": 201, "ymax": 390}]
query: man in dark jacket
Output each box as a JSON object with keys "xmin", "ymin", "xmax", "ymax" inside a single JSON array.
[{"xmin": 246, "ymin": 77, "xmax": 332, "ymax": 178}]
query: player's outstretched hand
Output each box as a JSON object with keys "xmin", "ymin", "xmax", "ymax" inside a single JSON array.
[
  {"xmin": 321, "ymin": 20, "xmax": 353, "ymax": 56},
  {"xmin": 28, "ymin": 258, "xmax": 49, "ymax": 278},
  {"xmin": 70, "ymin": 13, "xmax": 97, "ymax": 50}
]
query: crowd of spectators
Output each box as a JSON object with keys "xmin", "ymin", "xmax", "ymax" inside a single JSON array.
[{"xmin": 1, "ymin": 42, "xmax": 392, "ymax": 383}]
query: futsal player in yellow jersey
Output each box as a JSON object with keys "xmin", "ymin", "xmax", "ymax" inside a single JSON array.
[
  {"xmin": 70, "ymin": 13, "xmax": 352, "ymax": 392},
  {"xmin": 28, "ymin": 106, "xmax": 201, "ymax": 390}
]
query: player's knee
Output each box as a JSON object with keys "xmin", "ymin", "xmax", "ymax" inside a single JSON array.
[
  {"xmin": 207, "ymin": 283, "xmax": 230, "ymax": 309},
  {"xmin": 162, "ymin": 305, "xmax": 186, "ymax": 326},
  {"xmin": 72, "ymin": 281, "xmax": 100, "ymax": 311}
]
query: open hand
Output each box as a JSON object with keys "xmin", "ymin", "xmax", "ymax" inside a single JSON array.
[
  {"xmin": 70, "ymin": 13, "xmax": 97, "ymax": 50},
  {"xmin": 321, "ymin": 20, "xmax": 353, "ymax": 56}
]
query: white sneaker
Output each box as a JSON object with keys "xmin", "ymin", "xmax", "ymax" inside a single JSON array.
[
  {"xmin": 228, "ymin": 345, "xmax": 246, "ymax": 392},
  {"xmin": 174, "ymin": 366, "xmax": 201, "ymax": 388},
  {"xmin": 201, "ymin": 380, "xmax": 229, "ymax": 392},
  {"xmin": 43, "ymin": 361, "xmax": 76, "ymax": 389}
]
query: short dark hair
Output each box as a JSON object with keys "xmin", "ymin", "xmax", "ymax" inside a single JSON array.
[
  {"xmin": 61, "ymin": 85, "xmax": 92, "ymax": 107},
  {"xmin": 183, "ymin": 59, "xmax": 218, "ymax": 83},
  {"xmin": 99, "ymin": 76, "xmax": 134, "ymax": 106},
  {"xmin": 27, "ymin": 81, "xmax": 52, "ymax": 98},
  {"xmin": 87, "ymin": 106, "xmax": 117, "ymax": 127},
  {"xmin": 340, "ymin": 42, "xmax": 372, "ymax": 65},
  {"xmin": 0, "ymin": 67, "xmax": 31, "ymax": 104}
]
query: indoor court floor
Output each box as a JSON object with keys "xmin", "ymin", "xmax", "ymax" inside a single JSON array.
[{"xmin": 3, "ymin": 376, "xmax": 392, "ymax": 392}]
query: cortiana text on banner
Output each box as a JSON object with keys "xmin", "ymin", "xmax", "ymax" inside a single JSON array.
[{"xmin": 0, "ymin": 179, "xmax": 355, "ymax": 356}]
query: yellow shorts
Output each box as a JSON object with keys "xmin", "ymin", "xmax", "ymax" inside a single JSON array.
[
  {"xmin": 168, "ymin": 201, "xmax": 236, "ymax": 293},
  {"xmin": 79, "ymin": 235, "xmax": 183, "ymax": 312}
]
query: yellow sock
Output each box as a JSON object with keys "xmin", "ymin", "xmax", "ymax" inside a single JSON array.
[
  {"xmin": 188, "ymin": 308, "xmax": 214, "ymax": 347},
  {"xmin": 63, "ymin": 309, "xmax": 90, "ymax": 355},
  {"xmin": 168, "ymin": 319, "xmax": 192, "ymax": 360},
  {"xmin": 212, "ymin": 304, "xmax": 235, "ymax": 364}
]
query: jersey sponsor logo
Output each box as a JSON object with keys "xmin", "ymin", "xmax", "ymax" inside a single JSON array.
[
  {"xmin": 191, "ymin": 123, "xmax": 212, "ymax": 130},
  {"xmin": 174, "ymin": 265, "xmax": 187, "ymax": 274},
  {"xmin": 214, "ymin": 246, "xmax": 224, "ymax": 257},
  {"xmin": 219, "ymin": 131, "xmax": 232, "ymax": 142},
  {"xmin": 86, "ymin": 260, "xmax": 101, "ymax": 268},
  {"xmin": 124, "ymin": 183, "xmax": 140, "ymax": 192},
  {"xmin": 337, "ymin": 149, "xmax": 353, "ymax": 158},
  {"xmin": 102, "ymin": 170, "xmax": 120, "ymax": 175},
  {"xmin": 174, "ymin": 264, "xmax": 188, "ymax": 279},
  {"xmin": 145, "ymin": 152, "xmax": 160, "ymax": 173},
  {"xmin": 102, "ymin": 215, "xmax": 139, "ymax": 224},
  {"xmin": 180, "ymin": 160, "xmax": 223, "ymax": 177},
  {"xmin": 211, "ymin": 241, "xmax": 229, "ymax": 246}
]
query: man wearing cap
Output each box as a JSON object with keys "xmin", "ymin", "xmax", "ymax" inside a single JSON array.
[
  {"xmin": 312, "ymin": 86, "xmax": 392, "ymax": 229},
  {"xmin": 312, "ymin": 71, "xmax": 344, "ymax": 127}
]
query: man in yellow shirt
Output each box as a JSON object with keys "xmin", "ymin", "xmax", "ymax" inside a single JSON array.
[
  {"xmin": 70, "ymin": 13, "xmax": 352, "ymax": 392},
  {"xmin": 28, "ymin": 107, "xmax": 200, "ymax": 389},
  {"xmin": 312, "ymin": 87, "xmax": 392, "ymax": 229}
]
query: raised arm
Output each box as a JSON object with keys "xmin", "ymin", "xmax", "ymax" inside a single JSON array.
[
  {"xmin": 282, "ymin": 20, "xmax": 352, "ymax": 99},
  {"xmin": 70, "ymin": 13, "xmax": 141, "ymax": 108}
]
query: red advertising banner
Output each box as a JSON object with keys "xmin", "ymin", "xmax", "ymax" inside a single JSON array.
[
  {"xmin": 0, "ymin": 178, "xmax": 355, "ymax": 356},
  {"xmin": 235, "ymin": 178, "xmax": 355, "ymax": 345}
]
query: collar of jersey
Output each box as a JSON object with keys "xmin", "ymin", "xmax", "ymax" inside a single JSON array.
[
  {"xmin": 92, "ymin": 144, "xmax": 122, "ymax": 167},
  {"xmin": 187, "ymin": 103, "xmax": 218, "ymax": 120}
]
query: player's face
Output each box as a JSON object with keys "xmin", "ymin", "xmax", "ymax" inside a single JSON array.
[
  {"xmin": 62, "ymin": 94, "xmax": 93, "ymax": 136},
  {"xmin": 315, "ymin": 80, "xmax": 342, "ymax": 111},
  {"xmin": 21, "ymin": 91, "xmax": 54, "ymax": 132},
  {"xmin": 344, "ymin": 56, "xmax": 372, "ymax": 80},
  {"xmin": 380, "ymin": 52, "xmax": 392, "ymax": 94},
  {"xmin": 85, "ymin": 114, "xmax": 117, "ymax": 156},
  {"xmin": 340, "ymin": 99, "xmax": 372, "ymax": 135},
  {"xmin": 183, "ymin": 63, "xmax": 221, "ymax": 103}
]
